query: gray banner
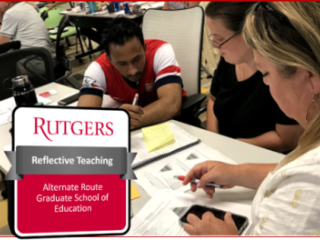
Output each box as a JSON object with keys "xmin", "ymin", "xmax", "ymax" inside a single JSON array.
[{"xmin": 5, "ymin": 146, "xmax": 137, "ymax": 180}]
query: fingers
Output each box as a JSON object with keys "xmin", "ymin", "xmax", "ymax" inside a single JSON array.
[
  {"xmin": 198, "ymin": 171, "xmax": 217, "ymax": 188},
  {"xmin": 183, "ymin": 163, "xmax": 206, "ymax": 185},
  {"xmin": 190, "ymin": 182, "xmax": 198, "ymax": 192},
  {"xmin": 206, "ymin": 192, "xmax": 213, "ymax": 199},
  {"xmin": 202, "ymin": 186, "xmax": 215, "ymax": 195},
  {"xmin": 224, "ymin": 212, "xmax": 236, "ymax": 227},
  {"xmin": 187, "ymin": 213, "xmax": 200, "ymax": 226},
  {"xmin": 127, "ymin": 105, "xmax": 144, "ymax": 115},
  {"xmin": 120, "ymin": 104, "xmax": 144, "ymax": 115},
  {"xmin": 183, "ymin": 223, "xmax": 196, "ymax": 235},
  {"xmin": 183, "ymin": 213, "xmax": 201, "ymax": 235},
  {"xmin": 129, "ymin": 112, "xmax": 141, "ymax": 121}
]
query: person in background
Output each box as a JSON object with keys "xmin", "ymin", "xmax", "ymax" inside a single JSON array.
[
  {"xmin": 183, "ymin": 2, "xmax": 320, "ymax": 235},
  {"xmin": 205, "ymin": 2, "xmax": 303, "ymax": 153},
  {"xmin": 77, "ymin": 18, "xmax": 184, "ymax": 130},
  {"xmin": 0, "ymin": 2, "xmax": 57, "ymax": 75},
  {"xmin": 163, "ymin": 2, "xmax": 199, "ymax": 10}
]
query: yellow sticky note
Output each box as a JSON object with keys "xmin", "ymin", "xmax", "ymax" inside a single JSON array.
[
  {"xmin": 0, "ymin": 200, "xmax": 8, "ymax": 229},
  {"xmin": 142, "ymin": 123, "xmax": 175, "ymax": 152},
  {"xmin": 201, "ymin": 88, "xmax": 209, "ymax": 94},
  {"xmin": 131, "ymin": 184, "xmax": 141, "ymax": 200}
]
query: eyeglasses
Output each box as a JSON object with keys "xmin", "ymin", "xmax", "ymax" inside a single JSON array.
[
  {"xmin": 253, "ymin": 2, "xmax": 315, "ymax": 59},
  {"xmin": 253, "ymin": 2, "xmax": 292, "ymax": 25},
  {"xmin": 208, "ymin": 30, "xmax": 241, "ymax": 49}
]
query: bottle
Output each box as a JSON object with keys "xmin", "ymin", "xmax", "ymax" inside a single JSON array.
[
  {"xmin": 12, "ymin": 76, "xmax": 38, "ymax": 107},
  {"xmin": 79, "ymin": 2, "xmax": 85, "ymax": 11},
  {"xmin": 87, "ymin": 2, "xmax": 97, "ymax": 13},
  {"xmin": 114, "ymin": 2, "xmax": 121, "ymax": 11},
  {"xmin": 123, "ymin": 2, "xmax": 130, "ymax": 14},
  {"xmin": 95, "ymin": 1, "xmax": 102, "ymax": 11}
]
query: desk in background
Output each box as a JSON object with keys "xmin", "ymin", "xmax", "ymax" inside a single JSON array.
[
  {"xmin": 0, "ymin": 82, "xmax": 285, "ymax": 235},
  {"xmin": 60, "ymin": 10, "xmax": 144, "ymax": 60},
  {"xmin": 59, "ymin": 2, "xmax": 164, "ymax": 60}
]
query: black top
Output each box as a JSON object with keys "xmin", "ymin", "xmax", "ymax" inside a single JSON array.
[{"xmin": 210, "ymin": 57, "xmax": 297, "ymax": 139}]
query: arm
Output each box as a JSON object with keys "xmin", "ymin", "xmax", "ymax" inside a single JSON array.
[
  {"xmin": 237, "ymin": 124, "xmax": 304, "ymax": 152},
  {"xmin": 124, "ymin": 42, "xmax": 182, "ymax": 129},
  {"xmin": 162, "ymin": 2, "xmax": 169, "ymax": 9},
  {"xmin": 0, "ymin": 11, "xmax": 14, "ymax": 44},
  {"xmin": 46, "ymin": 2, "xmax": 65, "ymax": 10},
  {"xmin": 189, "ymin": 2, "xmax": 200, "ymax": 7},
  {"xmin": 0, "ymin": 34, "xmax": 10, "ymax": 45},
  {"xmin": 77, "ymin": 63, "xmax": 106, "ymax": 108},
  {"xmin": 77, "ymin": 94, "xmax": 102, "ymax": 108},
  {"xmin": 138, "ymin": 83, "xmax": 182, "ymax": 128},
  {"xmin": 232, "ymin": 163, "xmax": 277, "ymax": 190},
  {"xmin": 206, "ymin": 94, "xmax": 219, "ymax": 133}
]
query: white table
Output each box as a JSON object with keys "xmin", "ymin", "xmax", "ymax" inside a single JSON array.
[
  {"xmin": 0, "ymin": 82, "xmax": 286, "ymax": 235},
  {"xmin": 0, "ymin": 83, "xmax": 78, "ymax": 174}
]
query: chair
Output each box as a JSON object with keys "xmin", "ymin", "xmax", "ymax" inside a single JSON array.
[
  {"xmin": 0, "ymin": 41, "xmax": 21, "ymax": 55},
  {"xmin": 39, "ymin": 6, "xmax": 77, "ymax": 45},
  {"xmin": 39, "ymin": 6, "xmax": 88, "ymax": 59},
  {"xmin": 0, "ymin": 48, "xmax": 55, "ymax": 101},
  {"xmin": 54, "ymin": 15, "xmax": 81, "ymax": 89},
  {"xmin": 142, "ymin": 7, "xmax": 207, "ymax": 127},
  {"xmin": 40, "ymin": 10, "xmax": 49, "ymax": 21}
]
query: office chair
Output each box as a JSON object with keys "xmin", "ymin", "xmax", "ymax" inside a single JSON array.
[
  {"xmin": 0, "ymin": 41, "xmax": 21, "ymax": 55},
  {"xmin": 142, "ymin": 7, "xmax": 207, "ymax": 127},
  {"xmin": 0, "ymin": 48, "xmax": 55, "ymax": 101},
  {"xmin": 40, "ymin": 10, "xmax": 49, "ymax": 21},
  {"xmin": 54, "ymin": 15, "xmax": 81, "ymax": 89}
]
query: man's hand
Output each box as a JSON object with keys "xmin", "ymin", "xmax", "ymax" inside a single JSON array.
[
  {"xmin": 46, "ymin": 3, "xmax": 56, "ymax": 10},
  {"xmin": 183, "ymin": 211, "xmax": 238, "ymax": 235},
  {"xmin": 120, "ymin": 104, "xmax": 144, "ymax": 129}
]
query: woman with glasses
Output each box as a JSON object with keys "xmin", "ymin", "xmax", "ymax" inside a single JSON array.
[
  {"xmin": 182, "ymin": 2, "xmax": 320, "ymax": 235},
  {"xmin": 205, "ymin": 2, "xmax": 303, "ymax": 153}
]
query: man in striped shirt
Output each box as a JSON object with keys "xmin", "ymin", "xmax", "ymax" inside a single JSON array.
[{"xmin": 78, "ymin": 18, "xmax": 185, "ymax": 129}]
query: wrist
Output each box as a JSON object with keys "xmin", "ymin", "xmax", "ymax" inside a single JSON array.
[{"xmin": 230, "ymin": 164, "xmax": 244, "ymax": 186}]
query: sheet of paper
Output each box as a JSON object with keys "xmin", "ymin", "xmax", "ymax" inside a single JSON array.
[
  {"xmin": 0, "ymin": 95, "xmax": 52, "ymax": 126},
  {"xmin": 142, "ymin": 123, "xmax": 175, "ymax": 152},
  {"xmin": 131, "ymin": 122, "xmax": 199, "ymax": 168},
  {"xmin": 127, "ymin": 189, "xmax": 252, "ymax": 236},
  {"xmin": 131, "ymin": 184, "xmax": 141, "ymax": 200},
  {"xmin": 135, "ymin": 142, "xmax": 236, "ymax": 197}
]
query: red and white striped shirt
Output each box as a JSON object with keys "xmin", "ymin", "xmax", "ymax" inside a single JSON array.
[{"xmin": 80, "ymin": 39, "xmax": 186, "ymax": 107}]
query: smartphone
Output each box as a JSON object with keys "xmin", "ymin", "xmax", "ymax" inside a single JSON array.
[
  {"xmin": 58, "ymin": 93, "xmax": 80, "ymax": 105},
  {"xmin": 179, "ymin": 205, "xmax": 249, "ymax": 235}
]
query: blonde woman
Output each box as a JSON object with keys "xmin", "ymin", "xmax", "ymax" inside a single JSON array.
[{"xmin": 182, "ymin": 2, "xmax": 320, "ymax": 235}]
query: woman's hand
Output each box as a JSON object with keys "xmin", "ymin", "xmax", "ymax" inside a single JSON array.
[
  {"xmin": 183, "ymin": 161, "xmax": 238, "ymax": 198},
  {"xmin": 183, "ymin": 211, "xmax": 238, "ymax": 235}
]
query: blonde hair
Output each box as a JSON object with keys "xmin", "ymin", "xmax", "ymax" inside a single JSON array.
[{"xmin": 243, "ymin": 2, "xmax": 320, "ymax": 169}]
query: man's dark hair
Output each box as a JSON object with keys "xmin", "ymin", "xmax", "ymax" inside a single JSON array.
[{"xmin": 101, "ymin": 17, "xmax": 144, "ymax": 56}]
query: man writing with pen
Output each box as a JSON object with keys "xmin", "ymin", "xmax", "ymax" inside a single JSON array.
[{"xmin": 77, "ymin": 18, "xmax": 184, "ymax": 129}]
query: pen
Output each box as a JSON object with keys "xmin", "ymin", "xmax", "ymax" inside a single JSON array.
[
  {"xmin": 173, "ymin": 175, "xmax": 222, "ymax": 188},
  {"xmin": 132, "ymin": 93, "xmax": 139, "ymax": 105}
]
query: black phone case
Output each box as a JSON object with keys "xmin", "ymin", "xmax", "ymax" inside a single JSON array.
[{"xmin": 180, "ymin": 205, "xmax": 249, "ymax": 235}]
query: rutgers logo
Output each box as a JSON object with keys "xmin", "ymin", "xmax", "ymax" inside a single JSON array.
[
  {"xmin": 33, "ymin": 117, "xmax": 114, "ymax": 141},
  {"xmin": 145, "ymin": 82, "xmax": 154, "ymax": 92}
]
